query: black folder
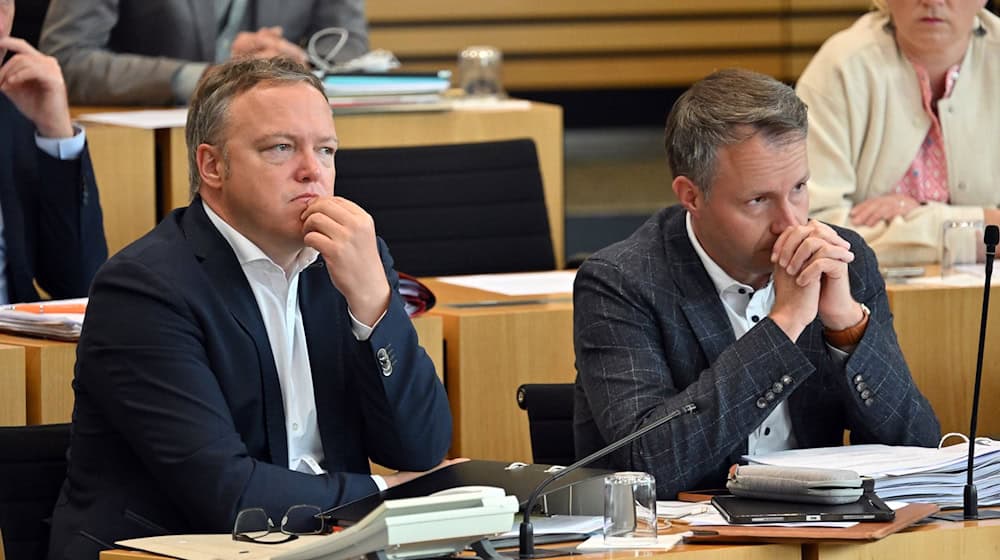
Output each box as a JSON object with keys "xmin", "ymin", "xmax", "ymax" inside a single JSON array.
[{"xmin": 321, "ymin": 460, "xmax": 612, "ymax": 523}]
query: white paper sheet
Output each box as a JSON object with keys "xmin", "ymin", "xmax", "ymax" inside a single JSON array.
[
  {"xmin": 575, "ymin": 533, "xmax": 684, "ymax": 551},
  {"xmin": 77, "ymin": 108, "xmax": 189, "ymax": 129},
  {"xmin": 436, "ymin": 270, "xmax": 576, "ymax": 296}
]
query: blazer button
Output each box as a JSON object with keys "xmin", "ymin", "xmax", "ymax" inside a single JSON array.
[
  {"xmin": 377, "ymin": 347, "xmax": 393, "ymax": 376},
  {"xmin": 856, "ymin": 382, "xmax": 868, "ymax": 393},
  {"xmin": 772, "ymin": 382, "xmax": 784, "ymax": 393},
  {"xmin": 864, "ymin": 398, "xmax": 875, "ymax": 407},
  {"xmin": 765, "ymin": 391, "xmax": 776, "ymax": 402},
  {"xmin": 853, "ymin": 374, "xmax": 864, "ymax": 384},
  {"xmin": 860, "ymin": 389, "xmax": 873, "ymax": 400},
  {"xmin": 756, "ymin": 398, "xmax": 768, "ymax": 409},
  {"xmin": 781, "ymin": 375, "xmax": 793, "ymax": 385}
]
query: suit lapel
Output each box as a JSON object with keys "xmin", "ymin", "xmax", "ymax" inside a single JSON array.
[
  {"xmin": 182, "ymin": 198, "xmax": 288, "ymax": 466},
  {"xmin": 664, "ymin": 209, "xmax": 736, "ymax": 367},
  {"xmin": 186, "ymin": 0, "xmax": 217, "ymax": 60},
  {"xmin": 299, "ymin": 262, "xmax": 349, "ymax": 471}
]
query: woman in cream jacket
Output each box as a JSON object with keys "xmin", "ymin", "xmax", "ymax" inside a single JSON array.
[{"xmin": 798, "ymin": 0, "xmax": 1000, "ymax": 265}]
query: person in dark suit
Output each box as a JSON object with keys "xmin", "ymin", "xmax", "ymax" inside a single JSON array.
[
  {"xmin": 573, "ymin": 68, "xmax": 940, "ymax": 500},
  {"xmin": 40, "ymin": 0, "xmax": 368, "ymax": 105},
  {"xmin": 0, "ymin": 0, "xmax": 106, "ymax": 304},
  {"xmin": 47, "ymin": 57, "xmax": 452, "ymax": 560}
]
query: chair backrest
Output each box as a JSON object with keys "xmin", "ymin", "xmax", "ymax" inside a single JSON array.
[
  {"xmin": 0, "ymin": 424, "xmax": 71, "ymax": 560},
  {"xmin": 335, "ymin": 139, "xmax": 555, "ymax": 277},
  {"xmin": 516, "ymin": 383, "xmax": 575, "ymax": 466},
  {"xmin": 9, "ymin": 0, "xmax": 51, "ymax": 48}
]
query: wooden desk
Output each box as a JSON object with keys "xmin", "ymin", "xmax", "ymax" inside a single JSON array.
[
  {"xmin": 0, "ymin": 334, "xmax": 76, "ymax": 425},
  {"xmin": 71, "ymin": 111, "xmax": 159, "ymax": 256},
  {"xmin": 160, "ymin": 102, "xmax": 566, "ymax": 267},
  {"xmin": 803, "ymin": 514, "xmax": 1000, "ymax": 560},
  {"xmin": 422, "ymin": 278, "xmax": 574, "ymax": 461},
  {"xmin": 886, "ymin": 276, "xmax": 1000, "ymax": 438},
  {"xmin": 0, "ymin": 317, "xmax": 442, "ymax": 427},
  {"xmin": 100, "ymin": 541, "xmax": 798, "ymax": 560},
  {"xmin": 0, "ymin": 344, "xmax": 27, "ymax": 426}
]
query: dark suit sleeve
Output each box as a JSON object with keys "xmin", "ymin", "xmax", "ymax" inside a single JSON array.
[
  {"xmin": 825, "ymin": 232, "xmax": 940, "ymax": 446},
  {"xmin": 351, "ymin": 239, "xmax": 452, "ymax": 471},
  {"xmin": 78, "ymin": 257, "xmax": 391, "ymax": 533},
  {"xmin": 574, "ymin": 257, "xmax": 818, "ymax": 499},
  {"xmin": 30, "ymin": 143, "xmax": 107, "ymax": 299}
]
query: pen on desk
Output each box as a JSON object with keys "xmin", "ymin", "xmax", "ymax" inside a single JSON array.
[{"xmin": 2, "ymin": 303, "xmax": 88, "ymax": 314}]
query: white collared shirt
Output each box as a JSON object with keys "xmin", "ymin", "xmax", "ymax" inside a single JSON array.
[
  {"xmin": 685, "ymin": 213, "xmax": 797, "ymax": 456},
  {"xmin": 203, "ymin": 203, "xmax": 387, "ymax": 489}
]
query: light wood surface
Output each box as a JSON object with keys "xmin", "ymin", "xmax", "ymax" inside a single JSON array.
[
  {"xmin": 368, "ymin": 0, "xmax": 871, "ymax": 89},
  {"xmin": 0, "ymin": 335, "xmax": 76, "ymax": 425},
  {"xmin": 79, "ymin": 123, "xmax": 158, "ymax": 256},
  {"xmin": 886, "ymin": 275, "xmax": 1000, "ymax": 438},
  {"xmin": 164, "ymin": 102, "xmax": 565, "ymax": 268},
  {"xmin": 0, "ymin": 344, "xmax": 27, "ymax": 426},
  {"xmin": 100, "ymin": 541, "xmax": 798, "ymax": 560},
  {"xmin": 421, "ymin": 278, "xmax": 574, "ymax": 461},
  {"xmin": 802, "ymin": 514, "xmax": 1000, "ymax": 560},
  {"xmin": 412, "ymin": 315, "xmax": 444, "ymax": 381}
]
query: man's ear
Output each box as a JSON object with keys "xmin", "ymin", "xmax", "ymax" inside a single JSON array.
[
  {"xmin": 673, "ymin": 176, "xmax": 703, "ymax": 216},
  {"xmin": 196, "ymin": 144, "xmax": 225, "ymax": 191}
]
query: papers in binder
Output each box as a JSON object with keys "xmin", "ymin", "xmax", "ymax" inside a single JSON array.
[
  {"xmin": 322, "ymin": 72, "xmax": 451, "ymax": 96},
  {"xmin": 0, "ymin": 298, "xmax": 86, "ymax": 340},
  {"xmin": 745, "ymin": 440, "xmax": 1000, "ymax": 509},
  {"xmin": 398, "ymin": 273, "xmax": 436, "ymax": 317}
]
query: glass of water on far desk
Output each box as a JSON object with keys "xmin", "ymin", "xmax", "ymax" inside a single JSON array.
[
  {"xmin": 603, "ymin": 471, "xmax": 657, "ymax": 545},
  {"xmin": 942, "ymin": 219, "xmax": 984, "ymax": 276}
]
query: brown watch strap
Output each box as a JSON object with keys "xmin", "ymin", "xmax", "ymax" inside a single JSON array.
[{"xmin": 823, "ymin": 307, "xmax": 871, "ymax": 348}]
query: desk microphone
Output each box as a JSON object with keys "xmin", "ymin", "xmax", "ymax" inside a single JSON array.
[
  {"xmin": 509, "ymin": 402, "xmax": 697, "ymax": 558},
  {"xmin": 940, "ymin": 224, "xmax": 1000, "ymax": 521}
]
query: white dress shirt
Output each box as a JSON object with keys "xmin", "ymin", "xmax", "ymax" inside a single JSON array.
[
  {"xmin": 203, "ymin": 203, "xmax": 387, "ymax": 490},
  {"xmin": 0, "ymin": 127, "xmax": 87, "ymax": 305},
  {"xmin": 685, "ymin": 213, "xmax": 797, "ymax": 456}
]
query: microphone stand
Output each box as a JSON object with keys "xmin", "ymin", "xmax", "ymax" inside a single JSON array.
[
  {"xmin": 939, "ymin": 224, "xmax": 1000, "ymax": 521},
  {"xmin": 507, "ymin": 403, "xmax": 697, "ymax": 559}
]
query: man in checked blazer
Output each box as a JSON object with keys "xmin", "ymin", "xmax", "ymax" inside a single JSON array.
[{"xmin": 573, "ymin": 68, "xmax": 940, "ymax": 499}]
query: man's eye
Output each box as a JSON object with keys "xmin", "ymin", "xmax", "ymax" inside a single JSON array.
[{"xmin": 273, "ymin": 144, "xmax": 292, "ymax": 152}]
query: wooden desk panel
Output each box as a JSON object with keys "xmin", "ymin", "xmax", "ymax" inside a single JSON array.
[
  {"xmin": 804, "ymin": 515, "xmax": 1000, "ymax": 560},
  {"xmin": 163, "ymin": 102, "xmax": 565, "ymax": 268},
  {"xmin": 79, "ymin": 123, "xmax": 158, "ymax": 256},
  {"xmin": 423, "ymin": 279, "xmax": 574, "ymax": 461},
  {"xmin": 887, "ymin": 279, "xmax": 1000, "ymax": 438},
  {"xmin": 0, "ymin": 344, "xmax": 27, "ymax": 426},
  {"xmin": 0, "ymin": 335, "xmax": 76, "ymax": 425}
]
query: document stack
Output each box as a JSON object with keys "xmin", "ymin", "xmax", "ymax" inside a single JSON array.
[
  {"xmin": 322, "ymin": 71, "xmax": 453, "ymax": 114},
  {"xmin": 746, "ymin": 440, "xmax": 1000, "ymax": 509},
  {"xmin": 0, "ymin": 298, "xmax": 86, "ymax": 340}
]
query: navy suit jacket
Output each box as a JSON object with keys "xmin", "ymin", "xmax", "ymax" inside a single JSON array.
[
  {"xmin": 0, "ymin": 94, "xmax": 106, "ymax": 303},
  {"xmin": 48, "ymin": 199, "xmax": 452, "ymax": 560},
  {"xmin": 573, "ymin": 205, "xmax": 940, "ymax": 498}
]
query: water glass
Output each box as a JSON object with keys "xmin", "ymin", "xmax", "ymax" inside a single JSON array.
[
  {"xmin": 942, "ymin": 219, "xmax": 984, "ymax": 276},
  {"xmin": 603, "ymin": 471, "xmax": 657, "ymax": 544}
]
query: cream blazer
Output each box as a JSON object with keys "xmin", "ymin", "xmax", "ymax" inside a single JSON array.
[{"xmin": 797, "ymin": 9, "xmax": 1000, "ymax": 265}]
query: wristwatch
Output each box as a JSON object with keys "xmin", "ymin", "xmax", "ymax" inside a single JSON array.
[{"xmin": 824, "ymin": 303, "xmax": 871, "ymax": 347}]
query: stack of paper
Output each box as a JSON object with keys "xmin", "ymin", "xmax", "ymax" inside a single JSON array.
[
  {"xmin": 0, "ymin": 298, "xmax": 87, "ymax": 340},
  {"xmin": 323, "ymin": 72, "xmax": 453, "ymax": 114},
  {"xmin": 746, "ymin": 440, "xmax": 1000, "ymax": 509}
]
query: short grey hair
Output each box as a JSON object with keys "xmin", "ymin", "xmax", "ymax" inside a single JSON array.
[
  {"xmin": 186, "ymin": 57, "xmax": 327, "ymax": 200},
  {"xmin": 664, "ymin": 68, "xmax": 808, "ymax": 195}
]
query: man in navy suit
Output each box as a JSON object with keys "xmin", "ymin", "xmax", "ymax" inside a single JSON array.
[
  {"xmin": 573, "ymin": 69, "xmax": 940, "ymax": 499},
  {"xmin": 0, "ymin": 0, "xmax": 106, "ymax": 304},
  {"xmin": 48, "ymin": 57, "xmax": 452, "ymax": 560}
]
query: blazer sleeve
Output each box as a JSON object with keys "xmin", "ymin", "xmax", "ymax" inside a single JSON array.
[
  {"xmin": 30, "ymin": 144, "xmax": 108, "ymax": 299},
  {"xmin": 77, "ymin": 256, "xmax": 392, "ymax": 533},
  {"xmin": 349, "ymin": 239, "xmax": 452, "ymax": 471},
  {"xmin": 574, "ymin": 257, "xmax": 820, "ymax": 499},
  {"xmin": 40, "ymin": 0, "xmax": 185, "ymax": 105},
  {"xmin": 822, "ymin": 232, "xmax": 941, "ymax": 446}
]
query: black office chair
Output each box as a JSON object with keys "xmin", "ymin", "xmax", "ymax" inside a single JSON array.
[
  {"xmin": 516, "ymin": 383, "xmax": 575, "ymax": 466},
  {"xmin": 0, "ymin": 423, "xmax": 71, "ymax": 560},
  {"xmin": 335, "ymin": 139, "xmax": 556, "ymax": 277},
  {"xmin": 9, "ymin": 0, "xmax": 51, "ymax": 49}
]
